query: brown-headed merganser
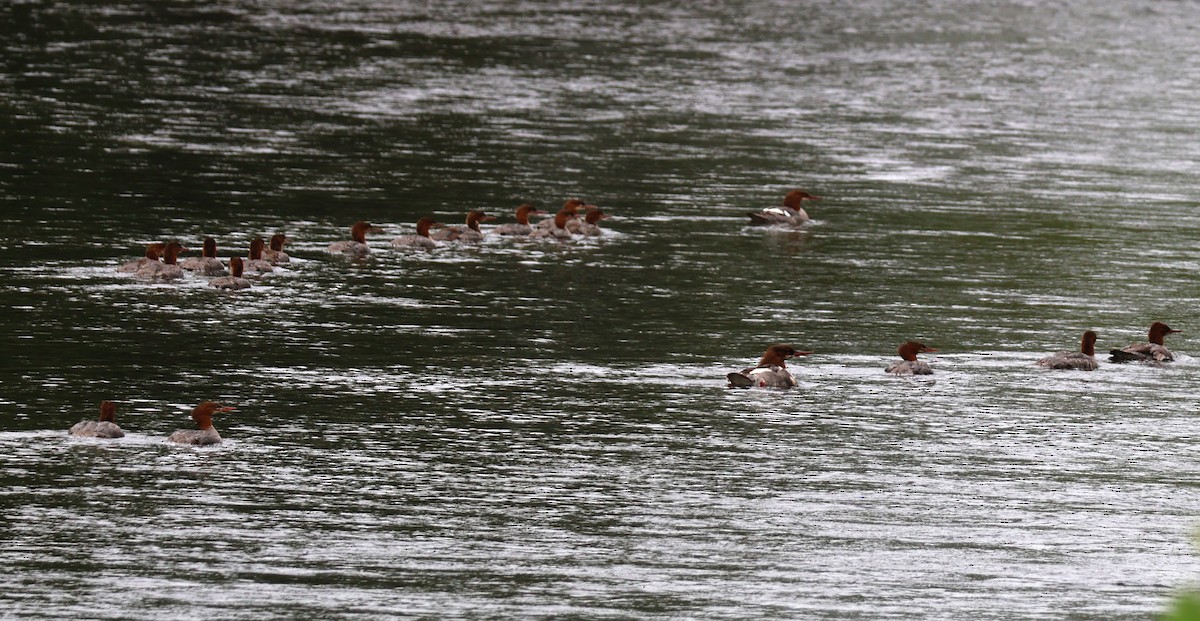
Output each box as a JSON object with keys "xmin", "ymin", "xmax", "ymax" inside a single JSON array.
[
  {"xmin": 885, "ymin": 341, "xmax": 937, "ymax": 375},
  {"xmin": 529, "ymin": 208, "xmax": 573, "ymax": 240},
  {"xmin": 179, "ymin": 237, "xmax": 228, "ymax": 276},
  {"xmin": 726, "ymin": 344, "xmax": 813, "ymax": 389},
  {"xmin": 536, "ymin": 199, "xmax": 587, "ymax": 230},
  {"xmin": 1109, "ymin": 322, "xmax": 1181, "ymax": 364},
  {"xmin": 432, "ymin": 210, "xmax": 496, "ymax": 242},
  {"xmin": 1037, "ymin": 331, "xmax": 1099, "ymax": 370},
  {"xmin": 117, "ymin": 242, "xmax": 166, "ymax": 272},
  {"xmin": 242, "ymin": 236, "xmax": 274, "ymax": 274},
  {"xmin": 747, "ymin": 190, "xmax": 821, "ymax": 226},
  {"xmin": 68, "ymin": 400, "xmax": 125, "ymax": 438},
  {"xmin": 391, "ymin": 217, "xmax": 444, "ymax": 249},
  {"xmin": 136, "ymin": 241, "xmax": 187, "ymax": 280},
  {"xmin": 574, "ymin": 208, "xmax": 611, "ymax": 236},
  {"xmin": 261, "ymin": 233, "xmax": 290, "ymax": 264},
  {"xmin": 209, "ymin": 256, "xmax": 251, "ymax": 290},
  {"xmin": 493, "ymin": 203, "xmax": 547, "ymax": 236},
  {"xmin": 327, "ymin": 221, "xmax": 382, "ymax": 257},
  {"xmin": 167, "ymin": 401, "xmax": 235, "ymax": 446}
]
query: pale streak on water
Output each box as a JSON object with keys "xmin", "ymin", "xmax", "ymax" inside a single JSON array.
[{"xmin": 4, "ymin": 0, "xmax": 1200, "ymax": 619}]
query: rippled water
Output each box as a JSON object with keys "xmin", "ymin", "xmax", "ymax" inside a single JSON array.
[{"xmin": 5, "ymin": 1, "xmax": 1200, "ymax": 618}]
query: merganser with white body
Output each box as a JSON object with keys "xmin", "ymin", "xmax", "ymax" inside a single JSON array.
[
  {"xmin": 261, "ymin": 233, "xmax": 290, "ymax": 264},
  {"xmin": 1109, "ymin": 322, "xmax": 1181, "ymax": 364},
  {"xmin": 136, "ymin": 241, "xmax": 187, "ymax": 280},
  {"xmin": 493, "ymin": 204, "xmax": 547, "ymax": 236},
  {"xmin": 574, "ymin": 208, "xmax": 611, "ymax": 236},
  {"xmin": 167, "ymin": 401, "xmax": 235, "ymax": 446},
  {"xmin": 432, "ymin": 210, "xmax": 496, "ymax": 242},
  {"xmin": 392, "ymin": 217, "xmax": 445, "ymax": 249},
  {"xmin": 68, "ymin": 400, "xmax": 125, "ymax": 438},
  {"xmin": 118, "ymin": 242, "xmax": 166, "ymax": 273},
  {"xmin": 179, "ymin": 237, "xmax": 228, "ymax": 276},
  {"xmin": 1037, "ymin": 331, "xmax": 1099, "ymax": 370},
  {"xmin": 327, "ymin": 221, "xmax": 383, "ymax": 257},
  {"xmin": 209, "ymin": 256, "xmax": 251, "ymax": 290},
  {"xmin": 747, "ymin": 190, "xmax": 821, "ymax": 226},
  {"xmin": 537, "ymin": 199, "xmax": 587, "ymax": 230},
  {"xmin": 530, "ymin": 208, "xmax": 573, "ymax": 240},
  {"xmin": 726, "ymin": 344, "xmax": 813, "ymax": 389},
  {"xmin": 885, "ymin": 341, "xmax": 937, "ymax": 375},
  {"xmin": 242, "ymin": 237, "xmax": 274, "ymax": 274}
]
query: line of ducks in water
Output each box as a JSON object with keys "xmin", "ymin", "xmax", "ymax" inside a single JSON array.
[
  {"xmin": 69, "ymin": 400, "xmax": 233, "ymax": 445},
  {"xmin": 727, "ymin": 323, "xmax": 1182, "ymax": 389},
  {"xmin": 115, "ymin": 199, "xmax": 613, "ymax": 289}
]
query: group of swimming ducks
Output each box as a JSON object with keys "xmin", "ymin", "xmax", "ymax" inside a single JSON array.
[
  {"xmin": 69, "ymin": 400, "xmax": 234, "ymax": 444},
  {"xmin": 114, "ymin": 199, "xmax": 613, "ymax": 289},
  {"xmin": 727, "ymin": 323, "xmax": 1183, "ymax": 389}
]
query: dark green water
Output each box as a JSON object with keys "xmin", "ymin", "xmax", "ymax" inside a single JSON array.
[{"xmin": 4, "ymin": 1, "xmax": 1200, "ymax": 618}]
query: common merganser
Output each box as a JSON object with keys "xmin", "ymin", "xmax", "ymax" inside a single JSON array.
[
  {"xmin": 885, "ymin": 341, "xmax": 937, "ymax": 375},
  {"xmin": 432, "ymin": 210, "xmax": 496, "ymax": 242},
  {"xmin": 242, "ymin": 237, "xmax": 274, "ymax": 274},
  {"xmin": 327, "ymin": 221, "xmax": 383, "ymax": 257},
  {"xmin": 493, "ymin": 203, "xmax": 547, "ymax": 236},
  {"xmin": 1037, "ymin": 331, "xmax": 1099, "ymax": 370},
  {"xmin": 726, "ymin": 344, "xmax": 813, "ymax": 389},
  {"xmin": 391, "ymin": 217, "xmax": 444, "ymax": 249},
  {"xmin": 574, "ymin": 208, "xmax": 611, "ymax": 236},
  {"xmin": 68, "ymin": 400, "xmax": 125, "ymax": 438},
  {"xmin": 536, "ymin": 199, "xmax": 587, "ymax": 230},
  {"xmin": 179, "ymin": 237, "xmax": 228, "ymax": 276},
  {"xmin": 529, "ymin": 208, "xmax": 573, "ymax": 240},
  {"xmin": 1109, "ymin": 322, "xmax": 1181, "ymax": 364},
  {"xmin": 117, "ymin": 242, "xmax": 166, "ymax": 272},
  {"xmin": 747, "ymin": 190, "xmax": 821, "ymax": 226},
  {"xmin": 262, "ymin": 233, "xmax": 290, "ymax": 264},
  {"xmin": 167, "ymin": 401, "xmax": 235, "ymax": 446},
  {"xmin": 209, "ymin": 256, "xmax": 251, "ymax": 290},
  {"xmin": 136, "ymin": 241, "xmax": 187, "ymax": 280}
]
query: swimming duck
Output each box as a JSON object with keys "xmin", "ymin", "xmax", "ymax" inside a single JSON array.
[
  {"xmin": 529, "ymin": 208, "xmax": 574, "ymax": 240},
  {"xmin": 747, "ymin": 190, "xmax": 821, "ymax": 226},
  {"xmin": 1109, "ymin": 322, "xmax": 1181, "ymax": 364},
  {"xmin": 493, "ymin": 204, "xmax": 547, "ymax": 236},
  {"xmin": 167, "ymin": 401, "xmax": 235, "ymax": 446},
  {"xmin": 1037, "ymin": 331, "xmax": 1099, "ymax": 370},
  {"xmin": 179, "ymin": 237, "xmax": 228, "ymax": 276},
  {"xmin": 242, "ymin": 237, "xmax": 274, "ymax": 274},
  {"xmin": 136, "ymin": 241, "xmax": 187, "ymax": 280},
  {"xmin": 117, "ymin": 242, "xmax": 166, "ymax": 273},
  {"xmin": 209, "ymin": 256, "xmax": 251, "ymax": 290},
  {"xmin": 392, "ymin": 217, "xmax": 445, "ymax": 249},
  {"xmin": 327, "ymin": 221, "xmax": 383, "ymax": 257},
  {"xmin": 573, "ymin": 208, "xmax": 611, "ymax": 236},
  {"xmin": 68, "ymin": 400, "xmax": 125, "ymax": 438},
  {"xmin": 536, "ymin": 199, "xmax": 587, "ymax": 230},
  {"xmin": 885, "ymin": 341, "xmax": 937, "ymax": 375},
  {"xmin": 261, "ymin": 233, "xmax": 290, "ymax": 264},
  {"xmin": 726, "ymin": 344, "xmax": 813, "ymax": 389},
  {"xmin": 432, "ymin": 210, "xmax": 496, "ymax": 242}
]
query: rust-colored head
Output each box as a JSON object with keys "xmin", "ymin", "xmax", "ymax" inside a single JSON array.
[
  {"xmin": 1080, "ymin": 331, "xmax": 1098, "ymax": 356},
  {"xmin": 144, "ymin": 242, "xmax": 167, "ymax": 259},
  {"xmin": 190, "ymin": 401, "xmax": 235, "ymax": 429},
  {"xmin": 228, "ymin": 256, "xmax": 245, "ymax": 278},
  {"xmin": 553, "ymin": 208, "xmax": 572, "ymax": 229},
  {"xmin": 562, "ymin": 198, "xmax": 588, "ymax": 214},
  {"xmin": 248, "ymin": 237, "xmax": 265, "ymax": 260},
  {"xmin": 269, "ymin": 233, "xmax": 287, "ymax": 252},
  {"xmin": 201, "ymin": 237, "xmax": 217, "ymax": 258},
  {"xmin": 514, "ymin": 203, "xmax": 546, "ymax": 224},
  {"xmin": 1148, "ymin": 322, "xmax": 1181, "ymax": 345},
  {"xmin": 758, "ymin": 344, "xmax": 813, "ymax": 368},
  {"xmin": 350, "ymin": 221, "xmax": 381, "ymax": 243},
  {"xmin": 898, "ymin": 341, "xmax": 937, "ymax": 361},
  {"xmin": 782, "ymin": 190, "xmax": 821, "ymax": 210},
  {"xmin": 99, "ymin": 400, "xmax": 117, "ymax": 423},
  {"xmin": 415, "ymin": 217, "xmax": 444, "ymax": 237},
  {"xmin": 162, "ymin": 241, "xmax": 187, "ymax": 265},
  {"xmin": 465, "ymin": 210, "xmax": 496, "ymax": 231},
  {"xmin": 584, "ymin": 208, "xmax": 610, "ymax": 225}
]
